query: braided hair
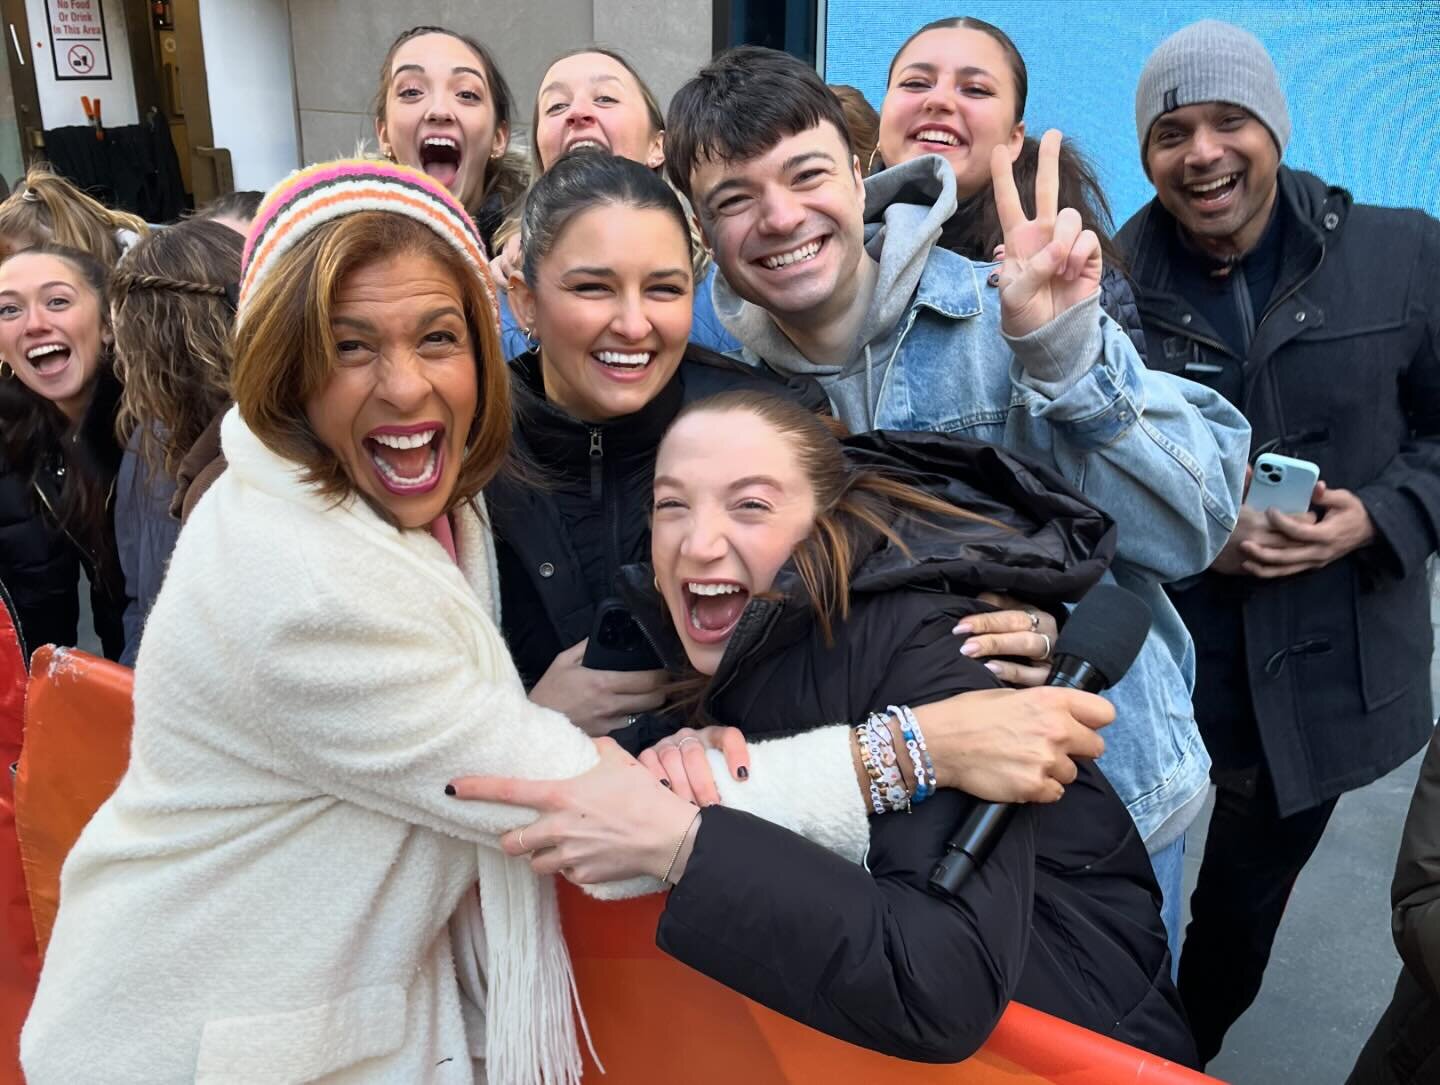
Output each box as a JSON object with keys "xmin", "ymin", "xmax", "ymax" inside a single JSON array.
[{"xmin": 111, "ymin": 218, "xmax": 242, "ymax": 477}]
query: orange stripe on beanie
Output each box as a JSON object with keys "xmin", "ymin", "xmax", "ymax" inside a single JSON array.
[{"xmin": 238, "ymin": 159, "xmax": 496, "ymax": 321}]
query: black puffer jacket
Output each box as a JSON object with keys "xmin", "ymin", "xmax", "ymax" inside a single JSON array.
[
  {"xmin": 0, "ymin": 370, "xmax": 125, "ymax": 660},
  {"xmin": 488, "ymin": 347, "xmax": 823, "ymax": 725},
  {"xmin": 1118, "ymin": 167, "xmax": 1440, "ymax": 815},
  {"xmin": 620, "ymin": 431, "xmax": 1196, "ymax": 1065}
]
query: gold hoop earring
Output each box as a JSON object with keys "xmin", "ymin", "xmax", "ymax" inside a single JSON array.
[
  {"xmin": 381, "ymin": 144, "xmax": 396, "ymax": 162},
  {"xmin": 867, "ymin": 146, "xmax": 883, "ymax": 174}
]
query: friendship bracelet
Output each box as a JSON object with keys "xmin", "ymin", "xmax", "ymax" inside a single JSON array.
[
  {"xmin": 856, "ymin": 721, "xmax": 888, "ymax": 815},
  {"xmin": 901, "ymin": 704, "xmax": 938, "ymax": 802},
  {"xmin": 662, "ymin": 808, "xmax": 703, "ymax": 884},
  {"xmin": 866, "ymin": 712, "xmax": 911, "ymax": 814},
  {"xmin": 864, "ymin": 711, "xmax": 910, "ymax": 812},
  {"xmin": 893, "ymin": 704, "xmax": 938, "ymax": 803}
]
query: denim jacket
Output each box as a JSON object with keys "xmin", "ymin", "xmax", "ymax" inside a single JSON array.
[{"xmin": 712, "ymin": 157, "xmax": 1251, "ymax": 848}]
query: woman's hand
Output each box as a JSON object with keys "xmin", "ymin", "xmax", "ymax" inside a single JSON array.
[
  {"xmin": 449, "ymin": 738, "xmax": 702, "ymax": 884},
  {"xmin": 529, "ymin": 640, "xmax": 667, "ymax": 736},
  {"xmin": 489, "ymin": 233, "xmax": 523, "ymax": 294},
  {"xmin": 637, "ymin": 726, "xmax": 750, "ymax": 805},
  {"xmin": 913, "ymin": 686, "xmax": 1112, "ymax": 804},
  {"xmin": 953, "ymin": 592, "xmax": 1060, "ymax": 687}
]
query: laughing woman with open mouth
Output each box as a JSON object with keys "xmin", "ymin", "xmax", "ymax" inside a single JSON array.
[
  {"xmin": 0, "ymin": 243, "xmax": 126, "ymax": 660},
  {"xmin": 372, "ymin": 24, "xmax": 528, "ymax": 253},
  {"xmin": 19, "ymin": 161, "xmax": 654, "ymax": 1085}
]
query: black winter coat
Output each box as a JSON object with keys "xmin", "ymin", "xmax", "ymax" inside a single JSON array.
[
  {"xmin": 1118, "ymin": 167, "xmax": 1440, "ymax": 816},
  {"xmin": 0, "ymin": 370, "xmax": 125, "ymax": 661},
  {"xmin": 1346, "ymin": 726, "xmax": 1440, "ymax": 1085},
  {"xmin": 488, "ymin": 347, "xmax": 822, "ymax": 746},
  {"xmin": 621, "ymin": 431, "xmax": 1196, "ymax": 1066}
]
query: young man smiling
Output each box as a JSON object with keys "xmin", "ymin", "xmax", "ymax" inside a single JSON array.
[
  {"xmin": 665, "ymin": 46, "xmax": 1251, "ymax": 969},
  {"xmin": 1116, "ymin": 21, "xmax": 1440, "ymax": 1065}
]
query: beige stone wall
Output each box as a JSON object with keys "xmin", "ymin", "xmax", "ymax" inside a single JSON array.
[{"xmin": 287, "ymin": 0, "xmax": 711, "ymax": 164}]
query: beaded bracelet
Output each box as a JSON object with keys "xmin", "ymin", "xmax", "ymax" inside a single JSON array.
[
  {"xmin": 855, "ymin": 721, "xmax": 888, "ymax": 815},
  {"xmin": 866, "ymin": 712, "xmax": 911, "ymax": 813},
  {"xmin": 891, "ymin": 704, "xmax": 938, "ymax": 804}
]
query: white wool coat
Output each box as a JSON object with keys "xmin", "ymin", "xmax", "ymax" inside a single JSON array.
[{"xmin": 21, "ymin": 410, "xmax": 869, "ymax": 1085}]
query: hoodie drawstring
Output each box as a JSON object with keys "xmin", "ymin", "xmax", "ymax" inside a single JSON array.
[{"xmin": 863, "ymin": 343, "xmax": 875, "ymax": 430}]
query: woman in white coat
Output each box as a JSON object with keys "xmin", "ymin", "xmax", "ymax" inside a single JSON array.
[{"xmin": 19, "ymin": 160, "xmax": 700, "ymax": 1085}]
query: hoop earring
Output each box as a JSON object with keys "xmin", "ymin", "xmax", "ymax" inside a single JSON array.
[
  {"xmin": 0, "ymin": 359, "xmax": 12, "ymax": 380},
  {"xmin": 867, "ymin": 146, "xmax": 883, "ymax": 174},
  {"xmin": 381, "ymin": 144, "xmax": 396, "ymax": 162},
  {"xmin": 523, "ymin": 326, "xmax": 540, "ymax": 354}
]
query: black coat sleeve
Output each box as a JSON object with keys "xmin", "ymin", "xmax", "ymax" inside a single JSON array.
[
  {"xmin": 1357, "ymin": 213, "xmax": 1440, "ymax": 579},
  {"xmin": 1393, "ymin": 726, "xmax": 1440, "ymax": 997},
  {"xmin": 657, "ymin": 608, "xmax": 1034, "ymax": 1063}
]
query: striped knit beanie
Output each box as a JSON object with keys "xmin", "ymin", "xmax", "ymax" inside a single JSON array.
[
  {"xmin": 238, "ymin": 158, "xmax": 496, "ymax": 321},
  {"xmin": 1135, "ymin": 21, "xmax": 1290, "ymax": 170}
]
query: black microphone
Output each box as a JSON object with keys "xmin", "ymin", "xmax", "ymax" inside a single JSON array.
[{"xmin": 928, "ymin": 583, "xmax": 1153, "ymax": 896}]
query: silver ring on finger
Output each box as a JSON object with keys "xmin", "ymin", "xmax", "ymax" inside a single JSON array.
[
  {"xmin": 1024, "ymin": 607, "xmax": 1041, "ymax": 632},
  {"xmin": 678, "ymin": 737, "xmax": 703, "ymax": 749},
  {"xmin": 1038, "ymin": 633, "xmax": 1052, "ymax": 661},
  {"xmin": 518, "ymin": 828, "xmax": 528, "ymax": 853},
  {"xmin": 625, "ymin": 714, "xmax": 640, "ymax": 728}
]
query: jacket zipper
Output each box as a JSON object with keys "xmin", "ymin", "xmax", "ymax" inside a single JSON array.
[{"xmin": 588, "ymin": 427, "xmax": 622, "ymax": 586}]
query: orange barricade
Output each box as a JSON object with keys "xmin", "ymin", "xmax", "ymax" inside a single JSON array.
[
  {"xmin": 0, "ymin": 605, "xmax": 33, "ymax": 1085},
  {"xmin": 13, "ymin": 647, "xmax": 134, "ymax": 960},
  {"xmin": 14, "ymin": 648, "xmax": 1220, "ymax": 1083},
  {"xmin": 559, "ymin": 882, "xmax": 1218, "ymax": 1084}
]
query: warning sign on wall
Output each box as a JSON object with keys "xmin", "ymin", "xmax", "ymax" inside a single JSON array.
[{"xmin": 45, "ymin": 0, "xmax": 111, "ymax": 81}]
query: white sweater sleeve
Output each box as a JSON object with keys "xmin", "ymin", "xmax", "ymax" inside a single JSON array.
[
  {"xmin": 708, "ymin": 725, "xmax": 872, "ymax": 864},
  {"xmin": 223, "ymin": 573, "xmax": 598, "ymax": 847}
]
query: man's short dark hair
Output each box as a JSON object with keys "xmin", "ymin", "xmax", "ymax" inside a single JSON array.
[{"xmin": 664, "ymin": 46, "xmax": 852, "ymax": 204}]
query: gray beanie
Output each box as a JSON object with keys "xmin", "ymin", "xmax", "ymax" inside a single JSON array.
[{"xmin": 1135, "ymin": 20, "xmax": 1290, "ymax": 169}]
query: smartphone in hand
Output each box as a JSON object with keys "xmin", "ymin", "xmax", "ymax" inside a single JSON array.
[
  {"xmin": 1246, "ymin": 453, "xmax": 1320, "ymax": 515},
  {"xmin": 581, "ymin": 599, "xmax": 664, "ymax": 672}
]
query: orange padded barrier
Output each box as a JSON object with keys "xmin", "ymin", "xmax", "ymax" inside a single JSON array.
[
  {"xmin": 14, "ymin": 647, "xmax": 134, "ymax": 960},
  {"xmin": 14, "ymin": 648, "xmax": 1220, "ymax": 1083},
  {"xmin": 0, "ymin": 608, "xmax": 32, "ymax": 1085},
  {"xmin": 558, "ymin": 881, "xmax": 1218, "ymax": 1084}
]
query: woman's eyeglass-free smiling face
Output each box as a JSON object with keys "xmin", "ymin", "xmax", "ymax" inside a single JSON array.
[
  {"xmin": 510, "ymin": 203, "xmax": 693, "ymax": 424},
  {"xmin": 652, "ymin": 408, "xmax": 817, "ymax": 676},
  {"xmin": 304, "ymin": 250, "xmax": 478, "ymax": 530},
  {"xmin": 379, "ymin": 32, "xmax": 508, "ymax": 209},
  {"xmin": 0, "ymin": 251, "xmax": 108, "ymax": 422}
]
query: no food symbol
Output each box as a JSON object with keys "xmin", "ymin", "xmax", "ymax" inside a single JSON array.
[{"xmin": 67, "ymin": 45, "xmax": 94, "ymax": 74}]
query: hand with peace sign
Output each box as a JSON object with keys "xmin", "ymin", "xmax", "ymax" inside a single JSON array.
[{"xmin": 991, "ymin": 129, "xmax": 1103, "ymax": 338}]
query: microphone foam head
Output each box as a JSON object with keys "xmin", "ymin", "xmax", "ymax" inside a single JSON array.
[{"xmin": 1053, "ymin": 584, "xmax": 1153, "ymax": 687}]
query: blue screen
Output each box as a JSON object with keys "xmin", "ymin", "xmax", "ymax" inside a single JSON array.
[{"xmin": 824, "ymin": 1, "xmax": 1440, "ymax": 225}]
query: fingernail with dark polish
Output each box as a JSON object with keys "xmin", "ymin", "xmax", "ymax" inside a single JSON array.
[
  {"xmin": 444, "ymin": 784, "xmax": 456, "ymax": 796},
  {"xmin": 737, "ymin": 766, "xmax": 749, "ymax": 780},
  {"xmin": 660, "ymin": 779, "xmax": 672, "ymax": 788}
]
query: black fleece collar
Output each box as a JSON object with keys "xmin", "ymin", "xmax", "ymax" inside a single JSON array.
[{"xmin": 510, "ymin": 349, "xmax": 684, "ymax": 477}]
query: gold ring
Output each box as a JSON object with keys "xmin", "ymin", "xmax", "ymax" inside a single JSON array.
[
  {"xmin": 518, "ymin": 828, "xmax": 528, "ymax": 852},
  {"xmin": 1038, "ymin": 633, "xmax": 1052, "ymax": 661}
]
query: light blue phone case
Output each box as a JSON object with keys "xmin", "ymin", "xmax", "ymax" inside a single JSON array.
[{"xmin": 1246, "ymin": 453, "xmax": 1320, "ymax": 515}]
